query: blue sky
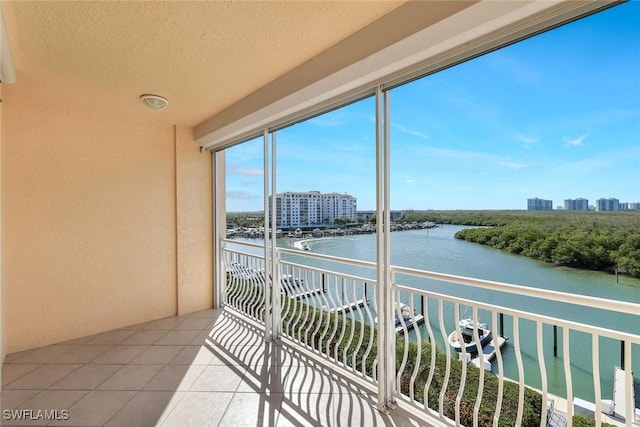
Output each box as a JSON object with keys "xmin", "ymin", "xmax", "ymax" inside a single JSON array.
[{"xmin": 226, "ymin": 2, "xmax": 639, "ymax": 212}]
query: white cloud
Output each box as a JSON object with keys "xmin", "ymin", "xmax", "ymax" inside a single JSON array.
[
  {"xmin": 228, "ymin": 165, "xmax": 263, "ymax": 176},
  {"xmin": 499, "ymin": 161, "xmax": 527, "ymax": 169},
  {"xmin": 226, "ymin": 190, "xmax": 257, "ymax": 200},
  {"xmin": 564, "ymin": 134, "xmax": 589, "ymax": 147},
  {"xmin": 516, "ymin": 135, "xmax": 538, "ymax": 147},
  {"xmin": 406, "ymin": 179, "xmax": 416, "ymax": 184},
  {"xmin": 392, "ymin": 123, "xmax": 429, "ymax": 140}
]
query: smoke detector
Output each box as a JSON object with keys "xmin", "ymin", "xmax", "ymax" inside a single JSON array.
[{"xmin": 140, "ymin": 94, "xmax": 168, "ymax": 111}]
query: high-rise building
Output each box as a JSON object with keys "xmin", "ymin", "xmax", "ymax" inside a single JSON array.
[
  {"xmin": 527, "ymin": 198, "xmax": 553, "ymax": 211},
  {"xmin": 564, "ymin": 198, "xmax": 589, "ymax": 211},
  {"xmin": 322, "ymin": 192, "xmax": 357, "ymax": 224},
  {"xmin": 271, "ymin": 191, "xmax": 357, "ymax": 227},
  {"xmin": 596, "ymin": 198, "xmax": 620, "ymax": 211}
]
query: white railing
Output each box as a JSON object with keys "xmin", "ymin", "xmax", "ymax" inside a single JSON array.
[{"xmin": 221, "ymin": 240, "xmax": 640, "ymax": 427}]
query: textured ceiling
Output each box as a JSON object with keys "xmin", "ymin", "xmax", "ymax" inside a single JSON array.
[{"xmin": 2, "ymin": 1, "xmax": 406, "ymax": 127}]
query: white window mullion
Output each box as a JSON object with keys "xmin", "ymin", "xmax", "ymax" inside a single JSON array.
[
  {"xmin": 213, "ymin": 150, "xmax": 226, "ymax": 309},
  {"xmin": 262, "ymin": 129, "xmax": 273, "ymax": 340},
  {"xmin": 271, "ymin": 131, "xmax": 281, "ymax": 339}
]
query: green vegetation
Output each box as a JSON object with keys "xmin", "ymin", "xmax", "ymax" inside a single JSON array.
[
  {"xmin": 227, "ymin": 212, "xmax": 264, "ymax": 228},
  {"xmin": 333, "ymin": 216, "xmax": 353, "ymax": 225},
  {"xmin": 397, "ymin": 340, "xmax": 542, "ymax": 427},
  {"xmin": 400, "ymin": 210, "xmax": 640, "ymax": 278},
  {"xmin": 572, "ymin": 415, "xmax": 616, "ymax": 427}
]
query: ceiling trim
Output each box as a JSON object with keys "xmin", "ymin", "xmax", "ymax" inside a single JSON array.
[{"xmin": 195, "ymin": 0, "xmax": 618, "ymax": 151}]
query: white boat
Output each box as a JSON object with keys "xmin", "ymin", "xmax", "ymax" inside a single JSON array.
[
  {"xmin": 375, "ymin": 302, "xmax": 424, "ymax": 333},
  {"xmin": 301, "ymin": 242, "xmax": 310, "ymax": 251},
  {"xmin": 448, "ymin": 318, "xmax": 493, "ymax": 354}
]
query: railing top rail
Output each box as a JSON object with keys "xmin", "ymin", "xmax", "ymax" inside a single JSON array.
[
  {"xmin": 280, "ymin": 259, "xmax": 377, "ymax": 285},
  {"xmin": 392, "ymin": 265, "xmax": 640, "ymax": 317},
  {"xmin": 222, "ymin": 238, "xmax": 264, "ymax": 250},
  {"xmin": 221, "ymin": 247, "xmax": 265, "ymax": 260},
  {"xmin": 222, "ymin": 239, "xmax": 639, "ymax": 317},
  {"xmin": 278, "ymin": 247, "xmax": 377, "ymax": 270}
]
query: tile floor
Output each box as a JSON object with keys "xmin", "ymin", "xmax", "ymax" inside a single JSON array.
[{"xmin": 2, "ymin": 308, "xmax": 427, "ymax": 426}]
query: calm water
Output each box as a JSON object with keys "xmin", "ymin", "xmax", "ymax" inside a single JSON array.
[{"xmin": 278, "ymin": 225, "xmax": 640, "ymax": 404}]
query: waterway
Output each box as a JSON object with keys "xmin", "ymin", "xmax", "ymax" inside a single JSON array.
[{"xmin": 275, "ymin": 225, "xmax": 640, "ymax": 406}]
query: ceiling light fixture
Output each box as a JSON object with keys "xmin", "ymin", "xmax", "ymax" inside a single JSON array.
[{"xmin": 140, "ymin": 94, "xmax": 168, "ymax": 111}]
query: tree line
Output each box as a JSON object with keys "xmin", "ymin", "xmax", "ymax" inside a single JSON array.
[{"xmin": 400, "ymin": 210, "xmax": 640, "ymax": 278}]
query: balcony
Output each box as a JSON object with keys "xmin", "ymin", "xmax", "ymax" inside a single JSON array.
[{"xmin": 2, "ymin": 240, "xmax": 638, "ymax": 426}]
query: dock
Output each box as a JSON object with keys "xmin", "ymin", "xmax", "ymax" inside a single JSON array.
[
  {"xmin": 290, "ymin": 288, "xmax": 324, "ymax": 300},
  {"xmin": 612, "ymin": 366, "xmax": 640, "ymax": 423},
  {"xmin": 323, "ymin": 299, "xmax": 367, "ymax": 314},
  {"xmin": 464, "ymin": 335, "xmax": 508, "ymax": 371},
  {"xmin": 395, "ymin": 314, "xmax": 425, "ymax": 334}
]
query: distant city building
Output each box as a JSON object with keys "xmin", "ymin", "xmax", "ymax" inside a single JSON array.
[
  {"xmin": 620, "ymin": 202, "xmax": 640, "ymax": 211},
  {"xmin": 356, "ymin": 210, "xmax": 404, "ymax": 221},
  {"xmin": 270, "ymin": 191, "xmax": 357, "ymax": 227},
  {"xmin": 596, "ymin": 198, "xmax": 620, "ymax": 212},
  {"xmin": 564, "ymin": 198, "xmax": 589, "ymax": 211},
  {"xmin": 527, "ymin": 198, "xmax": 553, "ymax": 211}
]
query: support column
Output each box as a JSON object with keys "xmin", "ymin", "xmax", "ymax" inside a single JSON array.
[
  {"xmin": 376, "ymin": 86, "xmax": 395, "ymax": 412},
  {"xmin": 262, "ymin": 130, "xmax": 273, "ymax": 341},
  {"xmin": 213, "ymin": 150, "xmax": 226, "ymax": 309},
  {"xmin": 270, "ymin": 131, "xmax": 281, "ymax": 339}
]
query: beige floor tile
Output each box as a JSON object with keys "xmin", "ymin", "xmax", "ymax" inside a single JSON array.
[
  {"xmin": 143, "ymin": 365, "xmax": 206, "ymax": 391},
  {"xmin": 169, "ymin": 346, "xmax": 214, "ymax": 365},
  {"xmin": 174, "ymin": 318, "xmax": 214, "ymax": 330},
  {"xmin": 104, "ymin": 391, "xmax": 177, "ymax": 426},
  {"xmin": 8, "ymin": 345, "xmax": 77, "ymax": 364},
  {"xmin": 189, "ymin": 365, "xmax": 246, "ymax": 392},
  {"xmin": 276, "ymin": 392, "xmax": 336, "ymax": 427},
  {"xmin": 142, "ymin": 317, "xmax": 187, "ymax": 330},
  {"xmin": 50, "ymin": 364, "xmax": 123, "ymax": 390},
  {"xmin": 0, "ymin": 390, "xmax": 42, "ymax": 410},
  {"xmin": 218, "ymin": 392, "xmax": 284, "ymax": 427},
  {"xmin": 8, "ymin": 390, "xmax": 90, "ymax": 426},
  {"xmin": 119, "ymin": 330, "xmax": 168, "ymax": 346},
  {"xmin": 282, "ymin": 363, "xmax": 342, "ymax": 394},
  {"xmin": 48, "ymin": 390, "xmax": 136, "ymax": 426},
  {"xmin": 19, "ymin": 389, "xmax": 89, "ymax": 410},
  {"xmin": 130, "ymin": 346, "xmax": 185, "ymax": 365},
  {"xmin": 154, "ymin": 330, "xmax": 202, "ymax": 346},
  {"xmin": 97, "ymin": 364, "xmax": 163, "ymax": 391},
  {"xmin": 188, "ymin": 330, "xmax": 214, "ymax": 346},
  {"xmin": 189, "ymin": 309, "xmax": 219, "ymax": 319},
  {"xmin": 116, "ymin": 320, "xmax": 151, "ymax": 330},
  {"xmin": 158, "ymin": 391, "xmax": 233, "ymax": 427},
  {"xmin": 2, "ymin": 364, "xmax": 42, "ymax": 387},
  {"xmin": 54, "ymin": 345, "xmax": 111, "ymax": 364},
  {"xmin": 90, "ymin": 346, "xmax": 148, "ymax": 364},
  {"xmin": 85, "ymin": 330, "xmax": 136, "ymax": 345},
  {"xmin": 5, "ymin": 365, "xmax": 83, "ymax": 390},
  {"xmin": 236, "ymin": 364, "xmax": 287, "ymax": 394},
  {"xmin": 155, "ymin": 391, "xmax": 187, "ymax": 425}
]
